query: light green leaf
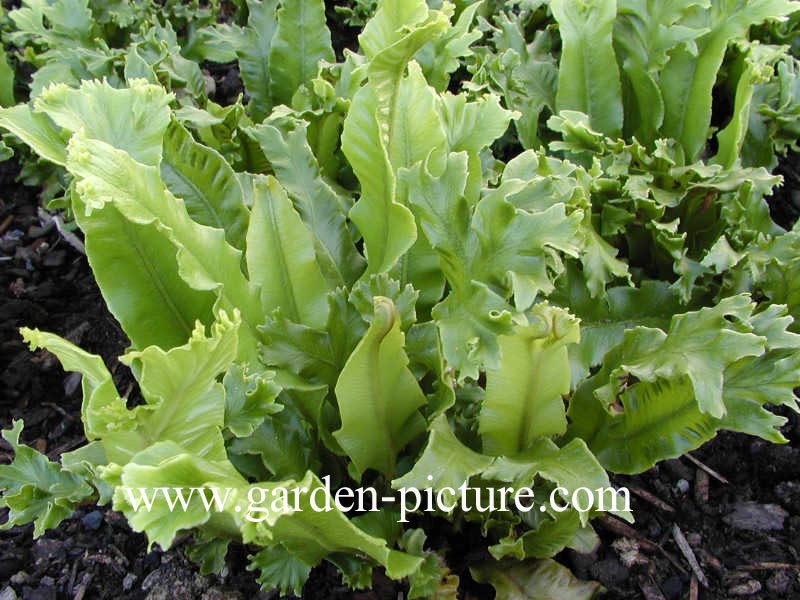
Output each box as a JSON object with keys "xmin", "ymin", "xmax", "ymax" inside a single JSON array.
[
  {"xmin": 599, "ymin": 294, "xmax": 765, "ymax": 418},
  {"xmin": 117, "ymin": 312, "xmax": 241, "ymax": 463},
  {"xmin": 551, "ymin": 0, "xmax": 623, "ymax": 137},
  {"xmin": 229, "ymin": 402, "xmax": 319, "ymax": 480},
  {"xmin": 72, "ymin": 196, "xmax": 216, "ymax": 350},
  {"xmin": 341, "ymin": 82, "xmax": 417, "ymax": 274},
  {"xmin": 349, "ymin": 273, "xmax": 418, "ymax": 330},
  {"xmin": 489, "ymin": 510, "xmax": 584, "ymax": 560},
  {"xmin": 112, "ymin": 442, "xmax": 246, "ymax": 550},
  {"xmin": 161, "ymin": 120, "xmax": 249, "ymax": 251},
  {"xmin": 0, "ymin": 104, "xmax": 68, "ymax": 165},
  {"xmin": 342, "ymin": 0, "xmax": 449, "ymax": 274},
  {"xmin": 241, "ymin": 471, "xmax": 423, "ymax": 580},
  {"xmin": 0, "ymin": 420, "xmax": 94, "ymax": 537},
  {"xmin": 471, "ymin": 558, "xmax": 603, "ymax": 600},
  {"xmin": 0, "ymin": 45, "xmax": 14, "ymax": 107},
  {"xmin": 714, "ymin": 43, "xmax": 783, "ymax": 169},
  {"xmin": 480, "ymin": 305, "xmax": 579, "ymax": 455},
  {"xmin": 415, "ymin": 1, "xmax": 482, "ymax": 91},
  {"xmin": 472, "ymin": 197, "xmax": 582, "ymax": 310},
  {"xmin": 659, "ymin": 0, "xmax": 799, "ymax": 160},
  {"xmin": 248, "ymin": 545, "xmax": 312, "ymax": 596},
  {"xmin": 550, "ymin": 268, "xmax": 684, "ymax": 386},
  {"xmin": 245, "ymin": 119, "xmax": 364, "ymax": 286},
  {"xmin": 484, "ymin": 438, "xmax": 629, "ymax": 523},
  {"xmin": 246, "ymin": 175, "xmax": 330, "ymax": 330},
  {"xmin": 35, "ymin": 79, "xmax": 171, "ymax": 166},
  {"xmin": 614, "ymin": 0, "xmax": 710, "ymax": 142},
  {"xmin": 66, "ymin": 133, "xmax": 262, "ymax": 360},
  {"xmin": 269, "ymin": 0, "xmax": 334, "ymax": 106},
  {"xmin": 393, "ymin": 414, "xmax": 493, "ymax": 509},
  {"xmin": 20, "ymin": 327, "xmax": 127, "ymax": 441},
  {"xmin": 432, "ymin": 282, "xmax": 514, "ymax": 381},
  {"xmin": 570, "ymin": 375, "xmax": 719, "ymax": 473},
  {"xmin": 334, "ymin": 297, "xmax": 427, "ymax": 479},
  {"xmin": 239, "ymin": 0, "xmax": 279, "ymax": 120},
  {"xmin": 223, "ymin": 364, "xmax": 282, "ymax": 438}
]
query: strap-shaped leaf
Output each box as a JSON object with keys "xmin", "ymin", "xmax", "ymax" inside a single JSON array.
[
  {"xmin": 72, "ymin": 197, "xmax": 216, "ymax": 350},
  {"xmin": 392, "ymin": 414, "xmax": 493, "ymax": 500},
  {"xmin": 341, "ymin": 0, "xmax": 449, "ymax": 274},
  {"xmin": 269, "ymin": 0, "xmax": 334, "ymax": 106},
  {"xmin": 551, "ymin": 0, "xmax": 623, "ymax": 137},
  {"xmin": 161, "ymin": 120, "xmax": 249, "ymax": 250},
  {"xmin": 659, "ymin": 0, "xmax": 798, "ymax": 160},
  {"xmin": 570, "ymin": 375, "xmax": 719, "ymax": 473},
  {"xmin": 597, "ymin": 294, "xmax": 765, "ymax": 418},
  {"xmin": 489, "ymin": 510, "xmax": 585, "ymax": 560},
  {"xmin": 20, "ymin": 327, "xmax": 127, "ymax": 441},
  {"xmin": 480, "ymin": 305, "xmax": 579, "ymax": 456},
  {"xmin": 341, "ymin": 82, "xmax": 417, "ymax": 273},
  {"xmin": 246, "ymin": 175, "xmax": 330, "ymax": 330},
  {"xmin": 238, "ymin": 0, "xmax": 279, "ymax": 120},
  {"xmin": 550, "ymin": 267, "xmax": 683, "ymax": 386},
  {"xmin": 334, "ymin": 297, "xmax": 427, "ymax": 479},
  {"xmin": 613, "ymin": 0, "xmax": 709, "ymax": 143},
  {"xmin": 66, "ymin": 133, "xmax": 262, "ymax": 360},
  {"xmin": 119, "ymin": 312, "xmax": 242, "ymax": 462},
  {"xmin": 246, "ymin": 119, "xmax": 364, "ymax": 287},
  {"xmin": 484, "ymin": 438, "xmax": 628, "ymax": 523},
  {"xmin": 568, "ymin": 347, "xmax": 799, "ymax": 475},
  {"xmin": 112, "ymin": 441, "xmax": 248, "ymax": 550}
]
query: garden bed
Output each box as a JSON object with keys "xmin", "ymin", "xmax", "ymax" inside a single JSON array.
[{"xmin": 1, "ymin": 154, "xmax": 799, "ymax": 599}]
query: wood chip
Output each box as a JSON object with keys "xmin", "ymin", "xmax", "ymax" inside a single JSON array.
[
  {"xmin": 739, "ymin": 562, "xmax": 800, "ymax": 571},
  {"xmin": 629, "ymin": 485, "xmax": 675, "ymax": 513},
  {"xmin": 597, "ymin": 516, "xmax": 688, "ymax": 577},
  {"xmin": 73, "ymin": 573, "xmax": 93, "ymax": 600},
  {"xmin": 638, "ymin": 578, "xmax": 668, "ymax": 600},
  {"xmin": 0, "ymin": 214, "xmax": 13, "ymax": 235},
  {"xmin": 690, "ymin": 574, "xmax": 699, "ymax": 600},
  {"xmin": 696, "ymin": 548, "xmax": 724, "ymax": 574},
  {"xmin": 672, "ymin": 524, "xmax": 708, "ymax": 588},
  {"xmin": 37, "ymin": 208, "xmax": 85, "ymax": 255},
  {"xmin": 597, "ymin": 516, "xmax": 657, "ymax": 551},
  {"xmin": 685, "ymin": 453, "xmax": 729, "ymax": 484},
  {"xmin": 67, "ymin": 560, "xmax": 79, "ymax": 596},
  {"xmin": 695, "ymin": 468, "xmax": 710, "ymax": 504}
]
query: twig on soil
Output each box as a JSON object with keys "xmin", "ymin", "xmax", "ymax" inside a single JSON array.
[
  {"xmin": 37, "ymin": 208, "xmax": 85, "ymax": 255},
  {"xmin": 108, "ymin": 543, "xmax": 130, "ymax": 567},
  {"xmin": 73, "ymin": 572, "xmax": 93, "ymax": 600},
  {"xmin": 628, "ymin": 485, "xmax": 675, "ymax": 513},
  {"xmin": 597, "ymin": 516, "xmax": 657, "ymax": 551},
  {"xmin": 672, "ymin": 524, "xmax": 708, "ymax": 588},
  {"xmin": 690, "ymin": 575, "xmax": 699, "ymax": 600},
  {"xmin": 684, "ymin": 453, "xmax": 729, "ymax": 484},
  {"xmin": 597, "ymin": 516, "xmax": 689, "ymax": 577},
  {"xmin": 737, "ymin": 562, "xmax": 800, "ymax": 571},
  {"xmin": 67, "ymin": 559, "xmax": 79, "ymax": 596},
  {"xmin": 694, "ymin": 468, "xmax": 710, "ymax": 504},
  {"xmin": 638, "ymin": 578, "xmax": 668, "ymax": 600},
  {"xmin": 0, "ymin": 213, "xmax": 13, "ymax": 235},
  {"xmin": 42, "ymin": 401, "xmax": 75, "ymax": 420}
]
